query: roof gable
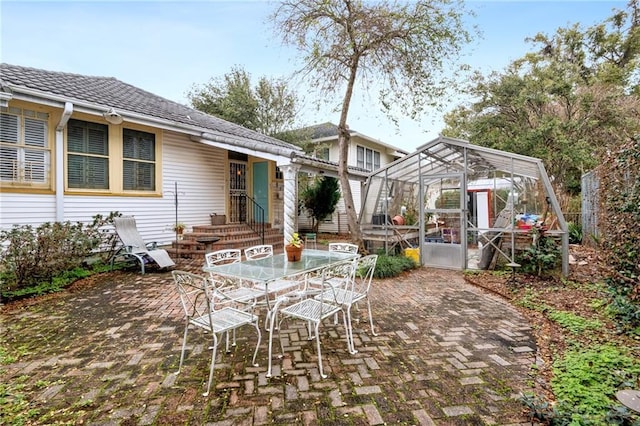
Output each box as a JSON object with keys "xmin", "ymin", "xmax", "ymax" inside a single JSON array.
[{"xmin": 300, "ymin": 122, "xmax": 408, "ymax": 156}]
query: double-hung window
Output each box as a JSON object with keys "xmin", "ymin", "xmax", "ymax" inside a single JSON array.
[
  {"xmin": 123, "ymin": 128, "xmax": 155, "ymax": 191},
  {"xmin": 0, "ymin": 107, "xmax": 50, "ymax": 187},
  {"xmin": 316, "ymin": 147, "xmax": 330, "ymax": 161},
  {"xmin": 356, "ymin": 146, "xmax": 381, "ymax": 171},
  {"xmin": 67, "ymin": 119, "xmax": 109, "ymax": 189}
]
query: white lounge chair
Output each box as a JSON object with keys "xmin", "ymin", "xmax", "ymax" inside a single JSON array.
[{"xmin": 110, "ymin": 216, "xmax": 175, "ymax": 274}]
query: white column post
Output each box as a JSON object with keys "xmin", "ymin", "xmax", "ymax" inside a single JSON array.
[{"xmin": 282, "ymin": 164, "xmax": 301, "ymax": 246}]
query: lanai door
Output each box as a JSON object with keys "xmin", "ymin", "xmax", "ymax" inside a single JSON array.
[{"xmin": 422, "ymin": 173, "xmax": 466, "ymax": 269}]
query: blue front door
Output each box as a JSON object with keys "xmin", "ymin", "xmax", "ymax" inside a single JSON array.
[{"xmin": 252, "ymin": 162, "xmax": 269, "ymax": 223}]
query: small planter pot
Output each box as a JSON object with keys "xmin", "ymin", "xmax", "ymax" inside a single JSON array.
[{"xmin": 285, "ymin": 244, "xmax": 303, "ymax": 262}]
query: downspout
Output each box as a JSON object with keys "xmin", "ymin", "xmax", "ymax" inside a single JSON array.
[{"xmin": 55, "ymin": 102, "xmax": 73, "ymax": 222}]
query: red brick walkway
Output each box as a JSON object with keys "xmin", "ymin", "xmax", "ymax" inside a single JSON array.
[{"xmin": 1, "ymin": 259, "xmax": 535, "ymax": 425}]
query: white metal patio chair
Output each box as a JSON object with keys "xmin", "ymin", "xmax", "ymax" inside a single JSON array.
[
  {"xmin": 205, "ymin": 249, "xmax": 265, "ymax": 349},
  {"xmin": 205, "ymin": 249, "xmax": 264, "ymax": 307},
  {"xmin": 110, "ymin": 216, "xmax": 175, "ymax": 274},
  {"xmin": 172, "ymin": 270, "xmax": 261, "ymax": 397},
  {"xmin": 268, "ymin": 259, "xmax": 356, "ymax": 378},
  {"xmin": 328, "ymin": 242, "xmax": 359, "ymax": 254},
  {"xmin": 315, "ymin": 254, "xmax": 378, "ymax": 354},
  {"xmin": 242, "ymin": 244, "xmax": 305, "ymax": 331},
  {"xmin": 244, "ymin": 244, "xmax": 274, "ymax": 260},
  {"xmin": 307, "ymin": 242, "xmax": 360, "ymax": 292},
  {"xmin": 243, "ymin": 244, "xmax": 301, "ymax": 295}
]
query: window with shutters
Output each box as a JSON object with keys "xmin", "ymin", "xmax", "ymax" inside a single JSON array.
[
  {"xmin": 123, "ymin": 128, "xmax": 155, "ymax": 191},
  {"xmin": 67, "ymin": 119, "xmax": 109, "ymax": 189},
  {"xmin": 356, "ymin": 145, "xmax": 381, "ymax": 171},
  {"xmin": 0, "ymin": 107, "xmax": 50, "ymax": 188}
]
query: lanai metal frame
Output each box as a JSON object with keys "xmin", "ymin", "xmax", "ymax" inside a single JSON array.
[{"xmin": 359, "ymin": 136, "xmax": 569, "ymax": 276}]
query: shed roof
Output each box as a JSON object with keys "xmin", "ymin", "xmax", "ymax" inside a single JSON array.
[{"xmin": 378, "ymin": 136, "xmax": 545, "ymax": 183}]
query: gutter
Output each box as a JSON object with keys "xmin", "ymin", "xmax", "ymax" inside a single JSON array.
[
  {"xmin": 55, "ymin": 102, "xmax": 73, "ymax": 222},
  {"xmin": 194, "ymin": 132, "xmax": 303, "ymax": 165}
]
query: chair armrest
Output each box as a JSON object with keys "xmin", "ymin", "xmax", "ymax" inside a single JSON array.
[
  {"xmin": 118, "ymin": 244, "xmax": 137, "ymax": 254},
  {"xmin": 145, "ymin": 242, "xmax": 159, "ymax": 250}
]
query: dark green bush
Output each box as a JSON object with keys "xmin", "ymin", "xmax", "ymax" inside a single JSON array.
[
  {"xmin": 567, "ymin": 221, "xmax": 583, "ymax": 244},
  {"xmin": 0, "ymin": 212, "xmax": 121, "ymax": 301},
  {"xmin": 373, "ymin": 253, "xmax": 417, "ymax": 279},
  {"xmin": 515, "ymin": 230, "xmax": 561, "ymax": 276}
]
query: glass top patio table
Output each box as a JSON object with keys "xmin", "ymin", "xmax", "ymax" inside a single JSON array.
[{"xmin": 202, "ymin": 249, "xmax": 358, "ymax": 282}]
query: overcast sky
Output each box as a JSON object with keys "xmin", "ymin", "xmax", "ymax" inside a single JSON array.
[{"xmin": 1, "ymin": 0, "xmax": 627, "ymax": 152}]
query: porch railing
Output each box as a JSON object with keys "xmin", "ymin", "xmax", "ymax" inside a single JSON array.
[
  {"xmin": 246, "ymin": 195, "xmax": 265, "ymax": 244},
  {"xmin": 229, "ymin": 193, "xmax": 265, "ymax": 244}
]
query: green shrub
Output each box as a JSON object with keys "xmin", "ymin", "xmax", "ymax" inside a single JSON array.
[
  {"xmin": 373, "ymin": 253, "xmax": 417, "ymax": 278},
  {"xmin": 0, "ymin": 212, "xmax": 121, "ymax": 301},
  {"xmin": 567, "ymin": 221, "xmax": 583, "ymax": 244},
  {"xmin": 516, "ymin": 230, "xmax": 561, "ymax": 276}
]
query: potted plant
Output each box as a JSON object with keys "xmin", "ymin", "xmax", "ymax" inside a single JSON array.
[
  {"xmin": 285, "ymin": 232, "xmax": 304, "ymax": 262},
  {"xmin": 173, "ymin": 222, "xmax": 187, "ymax": 235}
]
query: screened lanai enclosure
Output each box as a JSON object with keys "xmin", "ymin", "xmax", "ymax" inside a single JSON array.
[{"xmin": 359, "ymin": 136, "xmax": 569, "ymax": 276}]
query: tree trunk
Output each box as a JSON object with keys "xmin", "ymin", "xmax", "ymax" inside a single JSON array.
[
  {"xmin": 337, "ymin": 62, "xmax": 366, "ymax": 253},
  {"xmin": 337, "ymin": 128, "xmax": 364, "ymax": 249}
]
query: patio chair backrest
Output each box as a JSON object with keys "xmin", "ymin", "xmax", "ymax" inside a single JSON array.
[
  {"xmin": 244, "ymin": 244, "xmax": 273, "ymax": 260},
  {"xmin": 205, "ymin": 249, "xmax": 242, "ymax": 267},
  {"xmin": 318, "ymin": 259, "xmax": 357, "ymax": 309},
  {"xmin": 205, "ymin": 249, "xmax": 243, "ymax": 288},
  {"xmin": 113, "ymin": 216, "xmax": 149, "ymax": 253},
  {"xmin": 354, "ymin": 254, "xmax": 378, "ymax": 294},
  {"xmin": 328, "ymin": 242, "xmax": 359, "ymax": 254},
  {"xmin": 173, "ymin": 270, "xmax": 213, "ymax": 324}
]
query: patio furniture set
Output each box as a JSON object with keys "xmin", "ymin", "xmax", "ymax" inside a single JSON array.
[
  {"xmin": 108, "ymin": 215, "xmax": 379, "ymax": 396},
  {"xmin": 175, "ymin": 242, "xmax": 378, "ymax": 396}
]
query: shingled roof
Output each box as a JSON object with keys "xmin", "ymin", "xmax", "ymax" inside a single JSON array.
[
  {"xmin": 300, "ymin": 121, "xmax": 409, "ymax": 156},
  {"xmin": 0, "ymin": 63, "xmax": 302, "ymax": 155}
]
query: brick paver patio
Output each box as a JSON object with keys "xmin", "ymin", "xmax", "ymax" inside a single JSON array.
[{"xmin": 1, "ymin": 259, "xmax": 536, "ymax": 425}]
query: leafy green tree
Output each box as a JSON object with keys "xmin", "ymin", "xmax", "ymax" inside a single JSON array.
[
  {"xmin": 272, "ymin": 0, "xmax": 474, "ymax": 250},
  {"xmin": 301, "ymin": 176, "xmax": 341, "ymax": 233},
  {"xmin": 444, "ymin": 1, "xmax": 640, "ymax": 196},
  {"xmin": 187, "ymin": 65, "xmax": 302, "ymax": 139}
]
